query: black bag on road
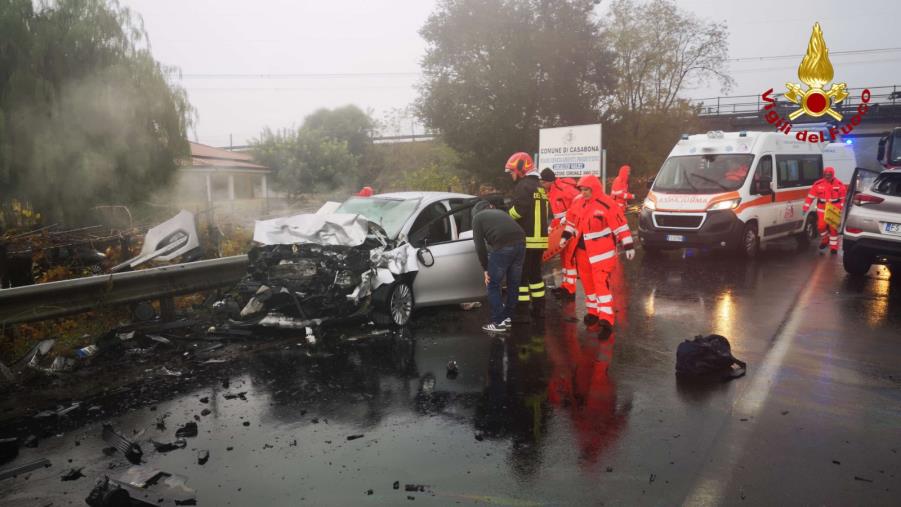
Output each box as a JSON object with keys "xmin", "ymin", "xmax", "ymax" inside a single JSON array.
[{"xmin": 676, "ymin": 334, "xmax": 747, "ymax": 380}]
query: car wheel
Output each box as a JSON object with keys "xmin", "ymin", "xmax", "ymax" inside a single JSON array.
[
  {"xmin": 842, "ymin": 251, "xmax": 872, "ymax": 276},
  {"xmin": 739, "ymin": 222, "xmax": 759, "ymax": 259},
  {"xmin": 795, "ymin": 214, "xmax": 816, "ymax": 250},
  {"xmin": 372, "ymin": 281, "xmax": 413, "ymax": 327}
]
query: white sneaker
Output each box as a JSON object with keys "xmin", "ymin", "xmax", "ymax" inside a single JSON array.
[
  {"xmin": 482, "ymin": 322, "xmax": 508, "ymax": 333},
  {"xmin": 501, "ymin": 318, "xmax": 512, "ymax": 329}
]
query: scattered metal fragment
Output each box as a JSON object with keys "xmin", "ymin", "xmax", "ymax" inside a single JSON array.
[
  {"xmin": 346, "ymin": 434, "xmax": 364, "ymax": 441},
  {"xmin": 85, "ymin": 476, "xmax": 135, "ymax": 507},
  {"xmin": 223, "ymin": 391, "xmax": 247, "ymax": 400},
  {"xmin": 200, "ymin": 409, "xmax": 211, "ymax": 417},
  {"xmin": 175, "ymin": 422, "xmax": 198, "ymax": 438},
  {"xmin": 0, "ymin": 458, "xmax": 51, "ymax": 481},
  {"xmin": 101, "ymin": 424, "xmax": 142, "ymax": 464},
  {"xmin": 150, "ymin": 439, "xmax": 186, "ymax": 453},
  {"xmin": 197, "ymin": 450, "xmax": 209, "ymax": 465},
  {"xmin": 854, "ymin": 476, "xmax": 874, "ymax": 483},
  {"xmin": 118, "ymin": 466, "xmax": 166, "ymax": 488},
  {"xmin": 61, "ymin": 467, "xmax": 85, "ymax": 481}
]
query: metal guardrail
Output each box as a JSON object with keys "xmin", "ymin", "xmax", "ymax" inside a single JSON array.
[
  {"xmin": 0, "ymin": 255, "xmax": 249, "ymax": 327},
  {"xmin": 694, "ymin": 85, "xmax": 901, "ymax": 117}
]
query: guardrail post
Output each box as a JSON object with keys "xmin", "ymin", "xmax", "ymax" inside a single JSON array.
[{"xmin": 160, "ymin": 297, "xmax": 176, "ymax": 322}]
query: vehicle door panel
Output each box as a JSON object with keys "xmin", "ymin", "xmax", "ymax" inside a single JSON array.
[{"xmin": 751, "ymin": 154, "xmax": 779, "ymax": 237}]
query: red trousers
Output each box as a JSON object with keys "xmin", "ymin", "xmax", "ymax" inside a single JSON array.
[
  {"xmin": 816, "ymin": 209, "xmax": 839, "ymax": 251},
  {"xmin": 575, "ymin": 248, "xmax": 614, "ymax": 325},
  {"xmin": 561, "ymin": 246, "xmax": 578, "ymax": 295}
]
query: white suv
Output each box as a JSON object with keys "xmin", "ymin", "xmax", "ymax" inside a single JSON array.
[{"xmin": 842, "ymin": 168, "xmax": 901, "ymax": 275}]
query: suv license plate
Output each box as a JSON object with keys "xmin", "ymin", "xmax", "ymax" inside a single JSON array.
[
  {"xmin": 665, "ymin": 235, "xmax": 686, "ymax": 242},
  {"xmin": 885, "ymin": 223, "xmax": 901, "ymax": 235}
]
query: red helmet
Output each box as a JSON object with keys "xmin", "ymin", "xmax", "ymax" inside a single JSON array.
[
  {"xmin": 356, "ymin": 186, "xmax": 374, "ymax": 197},
  {"xmin": 504, "ymin": 152, "xmax": 534, "ymax": 178}
]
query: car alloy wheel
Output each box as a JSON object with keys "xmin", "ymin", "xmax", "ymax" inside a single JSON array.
[{"xmin": 390, "ymin": 282, "xmax": 413, "ymax": 326}]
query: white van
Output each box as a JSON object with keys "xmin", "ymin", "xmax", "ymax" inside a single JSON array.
[{"xmin": 638, "ymin": 131, "xmax": 857, "ymax": 257}]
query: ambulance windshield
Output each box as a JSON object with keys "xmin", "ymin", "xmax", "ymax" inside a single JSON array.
[{"xmin": 653, "ymin": 154, "xmax": 754, "ymax": 194}]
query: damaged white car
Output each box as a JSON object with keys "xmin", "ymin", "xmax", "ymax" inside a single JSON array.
[{"xmin": 233, "ymin": 192, "xmax": 486, "ymax": 329}]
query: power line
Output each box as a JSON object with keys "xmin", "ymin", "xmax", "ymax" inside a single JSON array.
[{"xmin": 728, "ymin": 47, "xmax": 901, "ymax": 62}]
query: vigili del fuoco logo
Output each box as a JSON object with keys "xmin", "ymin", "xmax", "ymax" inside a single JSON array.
[{"xmin": 760, "ymin": 22, "xmax": 870, "ymax": 143}]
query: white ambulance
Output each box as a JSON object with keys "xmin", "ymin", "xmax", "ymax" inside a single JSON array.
[{"xmin": 638, "ymin": 131, "xmax": 856, "ymax": 257}]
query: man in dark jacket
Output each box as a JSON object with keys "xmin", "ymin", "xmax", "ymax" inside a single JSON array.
[
  {"xmin": 472, "ymin": 198, "xmax": 526, "ymax": 333},
  {"xmin": 504, "ymin": 152, "xmax": 549, "ymax": 319}
]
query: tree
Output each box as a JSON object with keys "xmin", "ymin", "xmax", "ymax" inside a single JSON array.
[
  {"xmin": 603, "ymin": 0, "xmax": 732, "ymax": 116},
  {"xmin": 252, "ymin": 127, "xmax": 358, "ymax": 197},
  {"xmin": 0, "ymin": 0, "xmax": 193, "ymax": 226},
  {"xmin": 416, "ymin": 0, "xmax": 614, "ymax": 183},
  {"xmin": 303, "ymin": 105, "xmax": 375, "ymax": 158}
]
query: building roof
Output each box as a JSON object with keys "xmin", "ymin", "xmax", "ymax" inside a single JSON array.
[{"xmin": 182, "ymin": 142, "xmax": 270, "ymax": 172}]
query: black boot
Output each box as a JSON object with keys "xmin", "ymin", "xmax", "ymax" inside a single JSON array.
[
  {"xmin": 597, "ymin": 320, "xmax": 613, "ymax": 341},
  {"xmin": 583, "ymin": 314, "xmax": 599, "ymax": 326}
]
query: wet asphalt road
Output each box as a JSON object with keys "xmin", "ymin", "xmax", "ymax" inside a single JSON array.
[{"xmin": 1, "ymin": 239, "xmax": 900, "ymax": 506}]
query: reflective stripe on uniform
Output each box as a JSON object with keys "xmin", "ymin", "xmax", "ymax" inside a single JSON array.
[
  {"xmin": 509, "ymin": 207, "xmax": 522, "ymax": 220},
  {"xmin": 621, "ymin": 235, "xmax": 634, "ymax": 245},
  {"xmin": 588, "ymin": 250, "xmax": 616, "ymax": 264},
  {"xmin": 613, "ymin": 224, "xmax": 630, "ymax": 235},
  {"xmin": 596, "ymin": 294, "xmax": 612, "ymax": 303},
  {"xmin": 553, "ymin": 212, "xmax": 566, "ymax": 219},
  {"xmin": 583, "ymin": 228, "xmax": 612, "ymax": 240},
  {"xmin": 598, "ymin": 306, "xmax": 614, "ymax": 315}
]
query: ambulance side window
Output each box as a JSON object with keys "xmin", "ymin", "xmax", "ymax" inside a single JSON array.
[
  {"xmin": 776, "ymin": 155, "xmax": 822, "ymax": 188},
  {"xmin": 755, "ymin": 156, "xmax": 773, "ymax": 183}
]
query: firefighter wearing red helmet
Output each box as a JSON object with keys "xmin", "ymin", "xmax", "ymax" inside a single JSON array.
[
  {"xmin": 560, "ymin": 174, "xmax": 634, "ymax": 340},
  {"xmin": 803, "ymin": 166, "xmax": 847, "ymax": 254},
  {"xmin": 610, "ymin": 165, "xmax": 634, "ymax": 210},
  {"xmin": 505, "ymin": 152, "xmax": 550, "ymax": 320}
]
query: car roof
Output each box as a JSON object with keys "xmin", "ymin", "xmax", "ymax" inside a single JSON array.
[{"xmin": 373, "ymin": 191, "xmax": 476, "ymax": 203}]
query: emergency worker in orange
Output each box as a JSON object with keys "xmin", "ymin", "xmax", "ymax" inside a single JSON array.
[
  {"xmin": 560, "ymin": 174, "xmax": 634, "ymax": 339},
  {"xmin": 803, "ymin": 166, "xmax": 847, "ymax": 254},
  {"xmin": 609, "ymin": 165, "xmax": 635, "ymax": 210},
  {"xmin": 540, "ymin": 168, "xmax": 580, "ymax": 298}
]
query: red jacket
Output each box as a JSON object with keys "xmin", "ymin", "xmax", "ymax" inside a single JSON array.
[
  {"xmin": 803, "ymin": 177, "xmax": 846, "ymax": 213},
  {"xmin": 610, "ymin": 165, "xmax": 634, "ymax": 207},
  {"xmin": 563, "ymin": 175, "xmax": 633, "ymax": 271},
  {"xmin": 548, "ymin": 178, "xmax": 579, "ymax": 229}
]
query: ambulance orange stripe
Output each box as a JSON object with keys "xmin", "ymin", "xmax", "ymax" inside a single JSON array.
[{"xmin": 735, "ymin": 188, "xmax": 809, "ymax": 213}]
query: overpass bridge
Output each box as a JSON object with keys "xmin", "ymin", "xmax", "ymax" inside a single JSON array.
[{"xmin": 692, "ymin": 85, "xmax": 901, "ymax": 170}]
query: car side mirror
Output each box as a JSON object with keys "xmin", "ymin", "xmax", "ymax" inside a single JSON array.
[
  {"xmin": 646, "ymin": 177, "xmax": 655, "ymax": 190},
  {"xmin": 754, "ymin": 179, "xmax": 773, "ymax": 195},
  {"xmin": 417, "ymin": 247, "xmax": 434, "ymax": 267}
]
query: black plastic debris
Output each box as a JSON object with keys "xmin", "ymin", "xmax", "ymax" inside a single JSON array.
[
  {"xmin": 151, "ymin": 439, "xmax": 186, "ymax": 453},
  {"xmin": 223, "ymin": 391, "xmax": 247, "ymax": 400},
  {"xmin": 199, "ymin": 397, "xmax": 209, "ymax": 404},
  {"xmin": 242, "ymin": 421, "xmax": 250, "ymax": 427},
  {"xmin": 393, "ymin": 481, "xmax": 400, "ymax": 490},
  {"xmin": 102, "ymin": 424, "xmax": 143, "ymax": 465},
  {"xmin": 85, "ymin": 476, "xmax": 134, "ymax": 507},
  {"xmin": 61, "ymin": 467, "xmax": 85, "ymax": 481},
  {"xmin": 155, "ymin": 415, "xmax": 168, "ymax": 430},
  {"xmin": 405, "ymin": 484, "xmax": 427, "ymax": 492},
  {"xmin": 676, "ymin": 334, "xmax": 746, "ymax": 380},
  {"xmin": 175, "ymin": 422, "xmax": 198, "ymax": 438},
  {"xmin": 175, "ymin": 500, "xmax": 197, "ymax": 506},
  {"xmin": 446, "ymin": 361, "xmax": 459, "ymax": 375},
  {"xmin": 346, "ymin": 434, "xmax": 364, "ymax": 441},
  {"xmin": 200, "ymin": 409, "xmax": 211, "ymax": 417},
  {"xmin": 366, "ymin": 489, "xmax": 374, "ymax": 495},
  {"xmin": 197, "ymin": 450, "xmax": 209, "ymax": 466},
  {"xmin": 0, "ymin": 437, "xmax": 18, "ymax": 465},
  {"xmin": 854, "ymin": 476, "xmax": 874, "ymax": 483},
  {"xmin": 0, "ymin": 458, "xmax": 51, "ymax": 481}
]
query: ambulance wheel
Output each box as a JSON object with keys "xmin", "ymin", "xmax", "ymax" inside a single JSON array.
[
  {"xmin": 842, "ymin": 251, "xmax": 871, "ymax": 276},
  {"xmin": 795, "ymin": 215, "xmax": 817, "ymax": 250},
  {"xmin": 740, "ymin": 222, "xmax": 759, "ymax": 259}
]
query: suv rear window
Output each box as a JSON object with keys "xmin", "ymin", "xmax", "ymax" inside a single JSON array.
[{"xmin": 872, "ymin": 173, "xmax": 901, "ymax": 197}]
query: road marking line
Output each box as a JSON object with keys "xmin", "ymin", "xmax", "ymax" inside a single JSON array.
[{"xmin": 683, "ymin": 260, "xmax": 827, "ymax": 506}]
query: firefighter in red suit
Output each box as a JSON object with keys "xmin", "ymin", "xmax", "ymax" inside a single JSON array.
[
  {"xmin": 540, "ymin": 168, "xmax": 580, "ymax": 298},
  {"xmin": 609, "ymin": 165, "xmax": 635, "ymax": 210},
  {"xmin": 560, "ymin": 175, "xmax": 634, "ymax": 339},
  {"xmin": 803, "ymin": 166, "xmax": 847, "ymax": 254}
]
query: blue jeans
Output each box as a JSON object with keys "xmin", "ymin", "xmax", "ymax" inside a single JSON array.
[{"xmin": 486, "ymin": 243, "xmax": 525, "ymax": 324}]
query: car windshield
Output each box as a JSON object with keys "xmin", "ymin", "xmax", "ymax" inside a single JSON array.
[
  {"xmin": 336, "ymin": 197, "xmax": 421, "ymax": 238},
  {"xmin": 653, "ymin": 154, "xmax": 754, "ymax": 194}
]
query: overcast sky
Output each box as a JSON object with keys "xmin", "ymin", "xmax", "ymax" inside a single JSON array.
[{"xmin": 119, "ymin": 0, "xmax": 901, "ymax": 147}]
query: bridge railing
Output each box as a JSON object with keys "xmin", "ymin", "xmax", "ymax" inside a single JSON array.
[{"xmin": 694, "ymin": 85, "xmax": 901, "ymax": 117}]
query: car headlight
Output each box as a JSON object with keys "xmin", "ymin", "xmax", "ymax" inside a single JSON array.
[
  {"xmin": 643, "ymin": 198, "xmax": 656, "ymax": 211},
  {"xmin": 707, "ymin": 198, "xmax": 741, "ymax": 211}
]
